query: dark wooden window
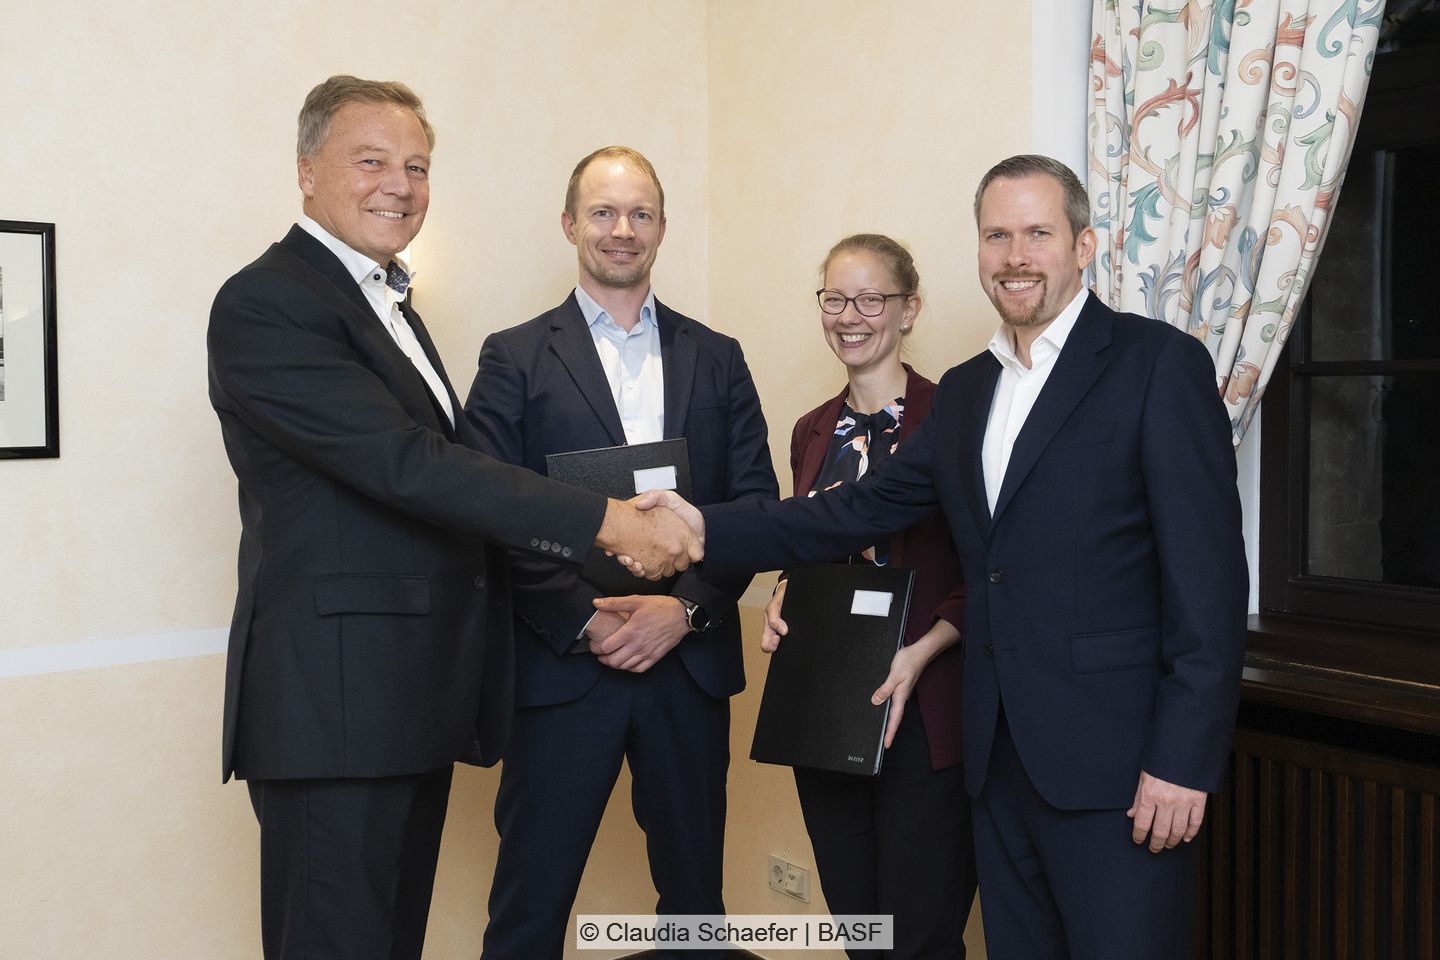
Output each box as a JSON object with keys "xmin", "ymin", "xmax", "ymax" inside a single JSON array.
[
  {"xmin": 1219, "ymin": 21, "xmax": 1440, "ymax": 958},
  {"xmin": 1260, "ymin": 41, "xmax": 1440, "ymax": 634}
]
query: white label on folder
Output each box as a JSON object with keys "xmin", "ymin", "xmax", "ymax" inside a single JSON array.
[
  {"xmin": 850, "ymin": 590, "xmax": 894, "ymax": 617},
  {"xmin": 633, "ymin": 465, "xmax": 678, "ymax": 494}
]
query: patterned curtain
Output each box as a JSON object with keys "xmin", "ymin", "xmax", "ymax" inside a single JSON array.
[{"xmin": 1088, "ymin": 0, "xmax": 1386, "ymax": 443}]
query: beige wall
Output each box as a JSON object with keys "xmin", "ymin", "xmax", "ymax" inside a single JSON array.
[
  {"xmin": 0, "ymin": 2, "xmax": 1031, "ymax": 957},
  {"xmin": 707, "ymin": 0, "xmax": 1031, "ymax": 499}
]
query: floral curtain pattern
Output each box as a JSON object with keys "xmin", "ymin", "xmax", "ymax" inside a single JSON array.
[{"xmin": 1088, "ymin": 0, "xmax": 1386, "ymax": 443}]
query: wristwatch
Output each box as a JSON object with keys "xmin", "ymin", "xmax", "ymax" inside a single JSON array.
[{"xmin": 677, "ymin": 597, "xmax": 711, "ymax": 633}]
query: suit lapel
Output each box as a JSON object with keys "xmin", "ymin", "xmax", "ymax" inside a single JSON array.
[
  {"xmin": 896, "ymin": 364, "xmax": 931, "ymax": 444},
  {"xmin": 281, "ymin": 225, "xmax": 376, "ymax": 321},
  {"xmin": 991, "ymin": 296, "xmax": 1113, "ymax": 525},
  {"xmin": 549, "ymin": 293, "xmax": 627, "ymax": 445},
  {"xmin": 399, "ymin": 296, "xmax": 460, "ymax": 442},
  {"xmin": 887, "ymin": 365, "xmax": 933, "ymax": 567},
  {"xmin": 796, "ymin": 389, "xmax": 846, "ymax": 496},
  {"xmin": 279, "ymin": 226, "xmax": 457, "ymax": 440},
  {"xmin": 658, "ymin": 300, "xmax": 696, "ymax": 440},
  {"xmin": 958, "ymin": 357, "xmax": 1002, "ymax": 540}
]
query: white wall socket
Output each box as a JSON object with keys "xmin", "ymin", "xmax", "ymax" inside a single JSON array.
[{"xmin": 767, "ymin": 854, "xmax": 810, "ymax": 902}]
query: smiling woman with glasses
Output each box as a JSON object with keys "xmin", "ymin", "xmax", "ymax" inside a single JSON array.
[{"xmin": 764, "ymin": 233, "xmax": 977, "ymax": 959}]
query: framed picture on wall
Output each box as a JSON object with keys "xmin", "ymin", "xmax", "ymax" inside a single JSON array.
[{"xmin": 0, "ymin": 220, "xmax": 58, "ymax": 459}]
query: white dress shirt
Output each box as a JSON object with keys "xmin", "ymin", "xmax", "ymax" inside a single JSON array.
[
  {"xmin": 573, "ymin": 284, "xmax": 668, "ymax": 640},
  {"xmin": 981, "ymin": 287, "xmax": 1090, "ymax": 514},
  {"xmin": 574, "ymin": 284, "xmax": 664, "ymax": 445},
  {"xmin": 297, "ymin": 215, "xmax": 455, "ymax": 428}
]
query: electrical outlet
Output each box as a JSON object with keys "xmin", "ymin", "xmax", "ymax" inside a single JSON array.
[
  {"xmin": 783, "ymin": 862, "xmax": 810, "ymax": 901},
  {"xmin": 766, "ymin": 854, "xmax": 810, "ymax": 902},
  {"xmin": 767, "ymin": 855, "xmax": 788, "ymax": 893}
]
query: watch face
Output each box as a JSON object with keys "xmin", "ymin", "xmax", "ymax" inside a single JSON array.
[{"xmin": 686, "ymin": 602, "xmax": 709, "ymax": 631}]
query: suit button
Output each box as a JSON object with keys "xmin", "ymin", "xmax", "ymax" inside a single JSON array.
[
  {"xmin": 983, "ymin": 643, "xmax": 994, "ymax": 657},
  {"xmin": 551, "ymin": 543, "xmax": 562, "ymax": 554},
  {"xmin": 473, "ymin": 575, "xmax": 486, "ymax": 590},
  {"xmin": 540, "ymin": 539, "xmax": 551, "ymax": 550},
  {"xmin": 530, "ymin": 538, "xmax": 540, "ymax": 547},
  {"xmin": 988, "ymin": 570, "xmax": 1004, "ymax": 584},
  {"xmin": 561, "ymin": 546, "xmax": 572, "ymax": 558}
]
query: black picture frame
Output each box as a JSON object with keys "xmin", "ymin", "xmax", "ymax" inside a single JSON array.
[{"xmin": 0, "ymin": 220, "xmax": 58, "ymax": 459}]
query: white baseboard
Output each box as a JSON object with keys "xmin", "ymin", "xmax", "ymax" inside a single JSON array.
[{"xmin": 0, "ymin": 627, "xmax": 229, "ymax": 679}]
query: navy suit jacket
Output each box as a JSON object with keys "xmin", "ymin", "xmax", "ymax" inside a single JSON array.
[
  {"xmin": 207, "ymin": 227, "xmax": 606, "ymax": 781},
  {"xmin": 703, "ymin": 294, "xmax": 1248, "ymax": 809},
  {"xmin": 465, "ymin": 292, "xmax": 778, "ymax": 707}
]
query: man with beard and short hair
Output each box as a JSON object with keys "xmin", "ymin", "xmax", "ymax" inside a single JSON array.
[
  {"xmin": 464, "ymin": 146, "xmax": 778, "ymax": 959},
  {"xmin": 642, "ymin": 154, "xmax": 1248, "ymax": 959}
]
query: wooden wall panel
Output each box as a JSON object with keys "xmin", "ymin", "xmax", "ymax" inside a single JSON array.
[{"xmin": 1197, "ymin": 729, "xmax": 1440, "ymax": 959}]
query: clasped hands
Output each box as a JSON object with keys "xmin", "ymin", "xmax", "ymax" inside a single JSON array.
[
  {"xmin": 584, "ymin": 594, "xmax": 688, "ymax": 673},
  {"xmin": 582, "ymin": 491, "xmax": 706, "ymax": 673},
  {"xmin": 594, "ymin": 490, "xmax": 706, "ymax": 580}
]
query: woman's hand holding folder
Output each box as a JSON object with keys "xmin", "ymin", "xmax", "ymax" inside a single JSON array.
[{"xmin": 764, "ymin": 578, "xmax": 960, "ymax": 749}]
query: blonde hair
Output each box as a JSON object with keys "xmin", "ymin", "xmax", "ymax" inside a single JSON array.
[
  {"xmin": 565, "ymin": 146, "xmax": 665, "ymax": 218},
  {"xmin": 819, "ymin": 233, "xmax": 920, "ymax": 295}
]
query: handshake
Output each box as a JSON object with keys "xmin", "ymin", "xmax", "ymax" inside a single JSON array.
[{"xmin": 594, "ymin": 490, "xmax": 707, "ymax": 579}]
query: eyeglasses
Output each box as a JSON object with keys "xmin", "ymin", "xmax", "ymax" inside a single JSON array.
[{"xmin": 816, "ymin": 290, "xmax": 909, "ymax": 317}]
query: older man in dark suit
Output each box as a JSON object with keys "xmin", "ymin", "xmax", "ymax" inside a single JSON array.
[
  {"xmin": 465, "ymin": 146, "xmax": 777, "ymax": 959},
  {"xmin": 645, "ymin": 155, "xmax": 1248, "ymax": 959},
  {"xmin": 207, "ymin": 79, "xmax": 698, "ymax": 960}
]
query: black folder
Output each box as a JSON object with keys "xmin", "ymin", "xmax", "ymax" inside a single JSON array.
[
  {"xmin": 544, "ymin": 438, "xmax": 693, "ymax": 598},
  {"xmin": 749, "ymin": 564, "xmax": 915, "ymax": 776}
]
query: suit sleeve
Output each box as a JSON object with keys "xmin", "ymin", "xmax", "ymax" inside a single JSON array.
[
  {"xmin": 1137, "ymin": 331, "xmax": 1249, "ymax": 792},
  {"xmin": 208, "ymin": 270, "xmax": 605, "ymax": 558},
  {"xmin": 701, "ymin": 372, "xmax": 953, "ymax": 578},
  {"xmin": 669, "ymin": 337, "xmax": 780, "ymax": 626},
  {"xmin": 772, "ymin": 410, "xmax": 813, "ymax": 587},
  {"xmin": 929, "ymin": 582, "xmax": 966, "ymax": 634},
  {"xmin": 464, "ymin": 331, "xmax": 604, "ymax": 654}
]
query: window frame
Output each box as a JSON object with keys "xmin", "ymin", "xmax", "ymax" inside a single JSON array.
[{"xmin": 1259, "ymin": 43, "xmax": 1440, "ymax": 635}]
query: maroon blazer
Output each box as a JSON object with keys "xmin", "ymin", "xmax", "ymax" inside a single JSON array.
[{"xmin": 789, "ymin": 364, "xmax": 966, "ymax": 770}]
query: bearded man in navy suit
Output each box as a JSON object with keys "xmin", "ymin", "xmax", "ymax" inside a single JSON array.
[
  {"xmin": 642, "ymin": 155, "xmax": 1247, "ymax": 959},
  {"xmin": 465, "ymin": 146, "xmax": 777, "ymax": 959}
]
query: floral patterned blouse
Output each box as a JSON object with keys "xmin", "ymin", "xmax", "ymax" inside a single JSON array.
[{"xmin": 808, "ymin": 396, "xmax": 905, "ymax": 565}]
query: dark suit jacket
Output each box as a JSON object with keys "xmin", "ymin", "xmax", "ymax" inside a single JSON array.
[
  {"xmin": 464, "ymin": 292, "xmax": 779, "ymax": 707},
  {"xmin": 703, "ymin": 294, "xmax": 1248, "ymax": 809},
  {"xmin": 207, "ymin": 226, "xmax": 606, "ymax": 782},
  {"xmin": 788, "ymin": 365, "xmax": 966, "ymax": 770}
]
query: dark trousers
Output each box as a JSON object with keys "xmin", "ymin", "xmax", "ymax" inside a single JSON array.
[
  {"xmin": 793, "ymin": 708, "xmax": 977, "ymax": 960},
  {"xmin": 247, "ymin": 766, "xmax": 454, "ymax": 960},
  {"xmin": 971, "ymin": 713, "xmax": 1196, "ymax": 960},
  {"xmin": 482, "ymin": 654, "xmax": 730, "ymax": 960}
]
